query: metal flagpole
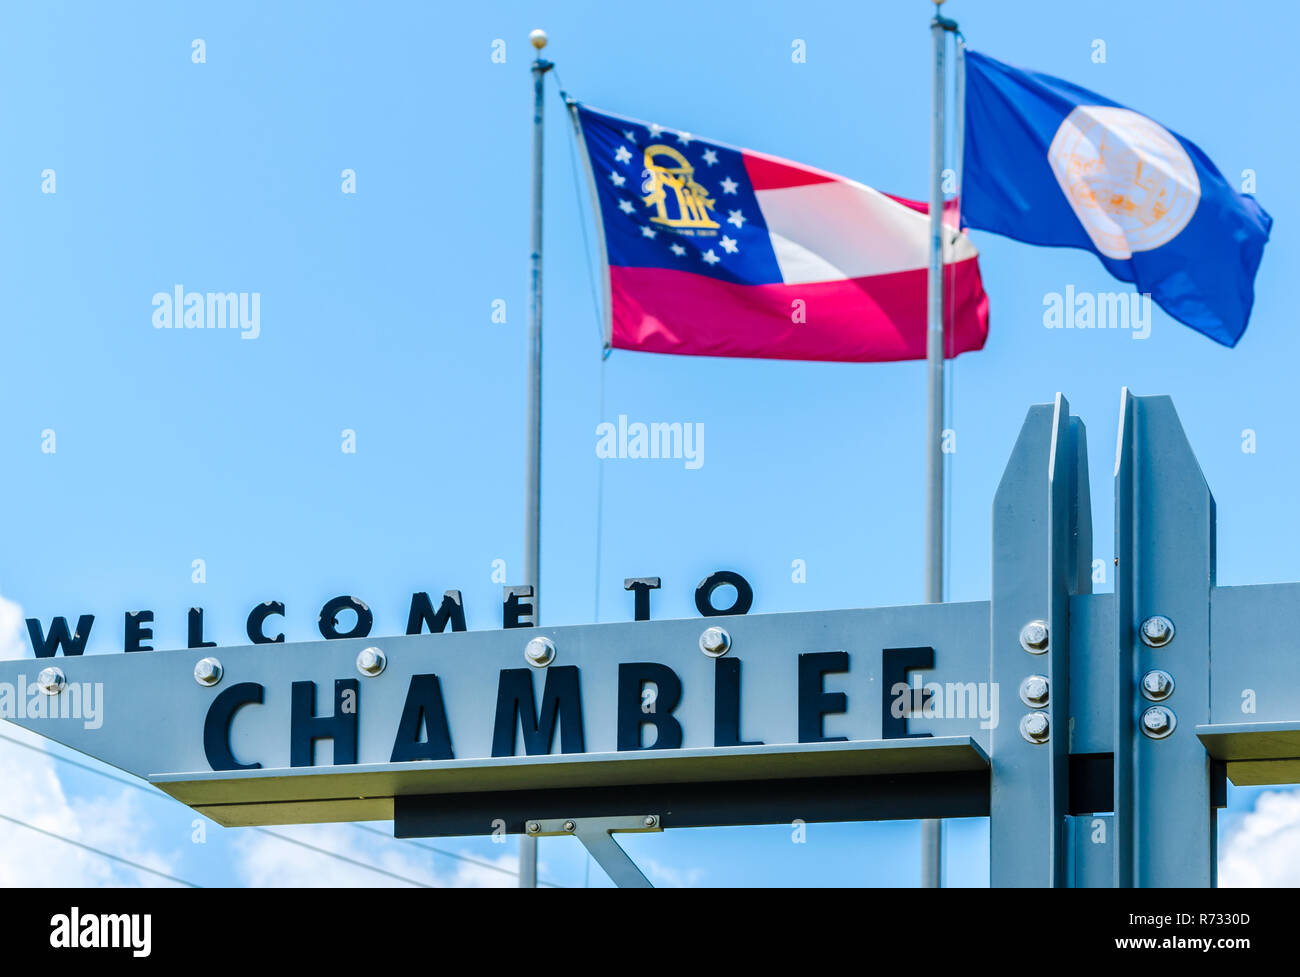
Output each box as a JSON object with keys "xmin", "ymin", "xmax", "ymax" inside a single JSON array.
[
  {"xmin": 922, "ymin": 0, "xmax": 957, "ymax": 890},
  {"xmin": 520, "ymin": 26, "xmax": 552, "ymax": 890}
]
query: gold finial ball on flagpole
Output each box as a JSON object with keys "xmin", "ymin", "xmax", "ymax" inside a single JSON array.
[{"xmin": 529, "ymin": 29, "xmax": 548, "ymax": 50}]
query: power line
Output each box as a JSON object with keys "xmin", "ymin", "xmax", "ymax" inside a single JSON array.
[
  {"xmin": 1, "ymin": 733, "xmax": 564, "ymax": 887},
  {"xmin": 0, "ymin": 736, "xmax": 428, "ymax": 883},
  {"xmin": 1, "ymin": 731, "xmax": 131, "ymax": 784},
  {"xmin": 0, "ymin": 811, "xmax": 200, "ymax": 888},
  {"xmin": 350, "ymin": 823, "xmax": 563, "ymax": 888},
  {"xmin": 253, "ymin": 827, "xmax": 433, "ymax": 888},
  {"xmin": 1, "ymin": 734, "xmax": 440, "ymax": 887}
]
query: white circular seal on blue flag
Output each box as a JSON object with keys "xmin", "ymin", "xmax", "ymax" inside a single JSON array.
[{"xmin": 1047, "ymin": 106, "xmax": 1200, "ymax": 260}]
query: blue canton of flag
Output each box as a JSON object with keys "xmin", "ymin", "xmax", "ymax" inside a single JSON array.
[
  {"xmin": 962, "ymin": 49, "xmax": 1272, "ymax": 347},
  {"xmin": 573, "ymin": 102, "xmax": 783, "ymax": 285}
]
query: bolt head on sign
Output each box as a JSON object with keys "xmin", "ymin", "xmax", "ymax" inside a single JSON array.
[
  {"xmin": 1141, "ymin": 706, "xmax": 1176, "ymax": 738},
  {"xmin": 1141, "ymin": 669, "xmax": 1174, "ymax": 700},
  {"xmin": 355, "ymin": 647, "xmax": 386, "ymax": 677},
  {"xmin": 36, "ymin": 666, "xmax": 65, "ymax": 695},
  {"xmin": 193, "ymin": 657, "xmax": 223, "ymax": 687},
  {"xmin": 1019, "ymin": 621, "xmax": 1049, "ymax": 654},
  {"xmin": 524, "ymin": 636, "xmax": 556, "ymax": 667},
  {"xmin": 699, "ymin": 626, "xmax": 731, "ymax": 657},
  {"xmin": 1020, "ymin": 712, "xmax": 1050, "ymax": 743},
  {"xmin": 1140, "ymin": 615, "xmax": 1175, "ymax": 648},
  {"xmin": 1019, "ymin": 675, "xmax": 1049, "ymax": 707}
]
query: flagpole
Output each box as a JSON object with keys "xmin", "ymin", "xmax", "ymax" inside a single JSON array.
[
  {"xmin": 521, "ymin": 26, "xmax": 551, "ymax": 891},
  {"xmin": 923, "ymin": 0, "xmax": 957, "ymax": 891}
]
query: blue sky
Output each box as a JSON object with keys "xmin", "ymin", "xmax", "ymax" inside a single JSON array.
[{"xmin": 0, "ymin": 0, "xmax": 1295, "ymax": 887}]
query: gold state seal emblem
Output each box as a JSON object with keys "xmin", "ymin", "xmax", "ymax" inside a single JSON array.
[{"xmin": 640, "ymin": 144, "xmax": 719, "ymax": 235}]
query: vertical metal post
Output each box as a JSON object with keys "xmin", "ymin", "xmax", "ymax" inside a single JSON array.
[
  {"xmin": 988, "ymin": 395, "xmax": 1089, "ymax": 885},
  {"xmin": 924, "ymin": 11, "xmax": 947, "ymax": 622},
  {"xmin": 921, "ymin": 3, "xmax": 952, "ymax": 891},
  {"xmin": 520, "ymin": 28, "xmax": 551, "ymax": 890},
  {"xmin": 1112, "ymin": 391, "xmax": 1217, "ymax": 887}
]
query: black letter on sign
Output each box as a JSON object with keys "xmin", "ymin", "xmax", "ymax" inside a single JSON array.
[
  {"xmin": 204, "ymin": 682, "xmax": 264, "ymax": 771},
  {"xmin": 406, "ymin": 591, "xmax": 467, "ymax": 635},
  {"xmin": 390, "ymin": 675, "xmax": 455, "ymax": 762},
  {"xmin": 124, "ymin": 611, "xmax": 154, "ymax": 653},
  {"xmin": 26, "ymin": 615, "xmax": 94, "ymax": 657},
  {"xmin": 798, "ymin": 651, "xmax": 849, "ymax": 743},
  {"xmin": 694, "ymin": 570, "xmax": 754, "ymax": 617},
  {"xmin": 247, "ymin": 601, "xmax": 285, "ymax": 644},
  {"xmin": 624, "ymin": 577, "xmax": 661, "ymax": 622},
  {"xmin": 502, "ymin": 586, "xmax": 535, "ymax": 629},
  {"xmin": 188, "ymin": 607, "xmax": 216, "ymax": 649},
  {"xmin": 715, "ymin": 658, "xmax": 763, "ymax": 747},
  {"xmin": 491, "ymin": 666, "xmax": 584, "ymax": 756},
  {"xmin": 881, "ymin": 646, "xmax": 934, "ymax": 739},
  {"xmin": 617, "ymin": 662, "xmax": 683, "ymax": 751},
  {"xmin": 318, "ymin": 595, "xmax": 373, "ymax": 640},
  {"xmin": 290, "ymin": 679, "xmax": 359, "ymax": 767}
]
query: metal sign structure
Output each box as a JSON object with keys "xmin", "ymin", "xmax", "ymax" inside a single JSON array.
[{"xmin": 5, "ymin": 390, "xmax": 1300, "ymax": 887}]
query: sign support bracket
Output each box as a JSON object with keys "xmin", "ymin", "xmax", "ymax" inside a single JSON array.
[{"xmin": 525, "ymin": 814, "xmax": 663, "ymax": 888}]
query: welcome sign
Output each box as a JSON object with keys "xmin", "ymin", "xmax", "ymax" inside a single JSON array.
[
  {"xmin": 11, "ymin": 393, "xmax": 1300, "ymax": 890},
  {"xmin": 1, "ymin": 594, "xmax": 992, "ymax": 830}
]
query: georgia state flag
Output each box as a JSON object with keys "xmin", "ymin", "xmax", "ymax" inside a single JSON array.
[{"xmin": 571, "ymin": 101, "xmax": 989, "ymax": 363}]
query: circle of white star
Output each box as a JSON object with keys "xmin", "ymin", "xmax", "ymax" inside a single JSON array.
[
  {"xmin": 640, "ymin": 225, "xmax": 657, "ymax": 239},
  {"xmin": 610, "ymin": 171, "xmax": 626, "ymax": 188},
  {"xmin": 614, "ymin": 146, "xmax": 632, "ymax": 164},
  {"xmin": 720, "ymin": 177, "xmax": 739, "ymax": 194},
  {"xmin": 670, "ymin": 243, "xmax": 686, "ymax": 256},
  {"xmin": 618, "ymin": 199, "xmax": 635, "ymax": 214},
  {"xmin": 701, "ymin": 148, "xmax": 719, "ymax": 166},
  {"xmin": 648, "ymin": 123, "xmax": 664, "ymax": 137},
  {"xmin": 702, "ymin": 249, "xmax": 720, "ymax": 265},
  {"xmin": 727, "ymin": 209, "xmax": 746, "ymax": 228},
  {"xmin": 720, "ymin": 236, "xmax": 739, "ymax": 254},
  {"xmin": 676, "ymin": 132, "xmax": 694, "ymax": 145}
]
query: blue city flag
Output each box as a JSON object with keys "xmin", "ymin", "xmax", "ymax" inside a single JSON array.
[{"xmin": 961, "ymin": 49, "xmax": 1272, "ymax": 347}]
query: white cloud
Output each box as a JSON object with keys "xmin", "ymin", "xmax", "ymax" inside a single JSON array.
[
  {"xmin": 443, "ymin": 848, "xmax": 522, "ymax": 888},
  {"xmin": 0, "ymin": 594, "xmax": 26, "ymax": 660},
  {"xmin": 1219, "ymin": 789, "xmax": 1300, "ymax": 887},
  {"xmin": 642, "ymin": 857, "xmax": 703, "ymax": 888},
  {"xmin": 232, "ymin": 823, "xmax": 522, "ymax": 888},
  {"xmin": 0, "ymin": 593, "xmax": 185, "ymax": 886}
]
